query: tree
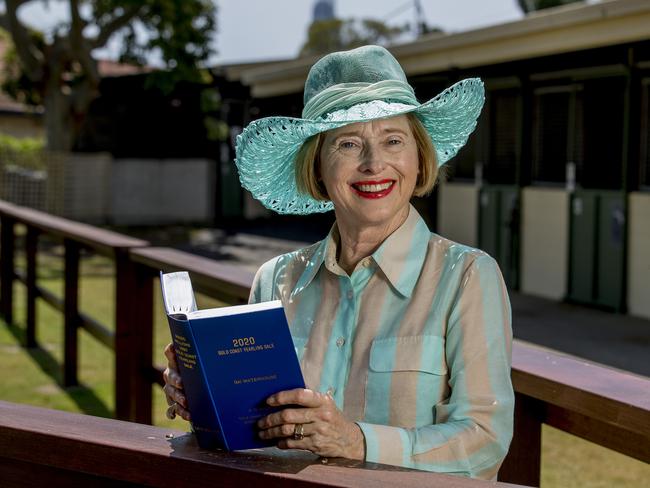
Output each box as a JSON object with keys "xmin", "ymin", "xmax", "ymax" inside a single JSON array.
[
  {"xmin": 300, "ymin": 18, "xmax": 409, "ymax": 57},
  {"xmin": 517, "ymin": 0, "xmax": 584, "ymax": 14},
  {"xmin": 0, "ymin": 0, "xmax": 217, "ymax": 151}
]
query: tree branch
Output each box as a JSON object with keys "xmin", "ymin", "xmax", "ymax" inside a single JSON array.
[
  {"xmin": 91, "ymin": 5, "xmax": 147, "ymax": 51},
  {"xmin": 69, "ymin": 0, "xmax": 99, "ymax": 88},
  {"xmin": 2, "ymin": 0, "xmax": 44, "ymax": 81}
]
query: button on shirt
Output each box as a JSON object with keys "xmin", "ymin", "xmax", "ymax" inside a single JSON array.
[{"xmin": 249, "ymin": 205, "xmax": 514, "ymax": 480}]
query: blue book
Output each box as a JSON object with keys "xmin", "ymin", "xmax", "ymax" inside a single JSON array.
[{"xmin": 160, "ymin": 271, "xmax": 305, "ymax": 451}]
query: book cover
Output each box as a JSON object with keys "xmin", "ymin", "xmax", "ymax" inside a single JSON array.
[{"xmin": 161, "ymin": 271, "xmax": 305, "ymax": 451}]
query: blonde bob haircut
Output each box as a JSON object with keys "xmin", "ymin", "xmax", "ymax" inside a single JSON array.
[{"xmin": 295, "ymin": 112, "xmax": 439, "ymax": 201}]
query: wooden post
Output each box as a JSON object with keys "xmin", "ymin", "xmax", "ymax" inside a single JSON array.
[
  {"xmin": 115, "ymin": 249, "xmax": 146, "ymax": 421},
  {"xmin": 63, "ymin": 239, "xmax": 80, "ymax": 387},
  {"xmin": 498, "ymin": 392, "xmax": 543, "ymax": 487},
  {"xmin": 0, "ymin": 216, "xmax": 15, "ymax": 324},
  {"xmin": 114, "ymin": 250, "xmax": 136, "ymax": 421},
  {"xmin": 133, "ymin": 262, "xmax": 154, "ymax": 424},
  {"xmin": 25, "ymin": 227, "xmax": 39, "ymax": 348}
]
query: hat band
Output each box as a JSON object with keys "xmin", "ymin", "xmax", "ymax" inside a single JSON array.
[{"xmin": 302, "ymin": 79, "xmax": 418, "ymax": 120}]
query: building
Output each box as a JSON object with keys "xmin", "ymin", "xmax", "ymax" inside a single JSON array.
[{"xmin": 220, "ymin": 0, "xmax": 650, "ymax": 320}]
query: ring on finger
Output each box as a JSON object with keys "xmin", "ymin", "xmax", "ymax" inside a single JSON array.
[
  {"xmin": 166, "ymin": 402, "xmax": 177, "ymax": 420},
  {"xmin": 293, "ymin": 423, "xmax": 305, "ymax": 441}
]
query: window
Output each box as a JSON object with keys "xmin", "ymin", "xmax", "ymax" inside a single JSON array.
[
  {"xmin": 531, "ymin": 77, "xmax": 626, "ymax": 189},
  {"xmin": 532, "ymin": 88, "xmax": 573, "ymax": 184},
  {"xmin": 449, "ymin": 119, "xmax": 481, "ymax": 181},
  {"xmin": 641, "ymin": 80, "xmax": 650, "ymax": 189},
  {"xmin": 578, "ymin": 77, "xmax": 625, "ymax": 190},
  {"xmin": 486, "ymin": 89, "xmax": 519, "ymax": 184}
]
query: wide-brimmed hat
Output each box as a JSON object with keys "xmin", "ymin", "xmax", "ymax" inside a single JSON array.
[{"xmin": 235, "ymin": 45, "xmax": 484, "ymax": 215}]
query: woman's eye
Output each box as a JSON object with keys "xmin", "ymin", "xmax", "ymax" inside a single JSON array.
[
  {"xmin": 339, "ymin": 141, "xmax": 357, "ymax": 149},
  {"xmin": 387, "ymin": 138, "xmax": 402, "ymax": 145}
]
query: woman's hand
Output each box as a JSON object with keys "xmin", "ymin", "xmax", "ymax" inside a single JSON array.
[
  {"xmin": 257, "ymin": 388, "xmax": 365, "ymax": 460},
  {"xmin": 162, "ymin": 343, "xmax": 191, "ymax": 421}
]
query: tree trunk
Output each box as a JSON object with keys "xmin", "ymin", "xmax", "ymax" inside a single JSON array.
[{"xmin": 44, "ymin": 79, "xmax": 74, "ymax": 152}]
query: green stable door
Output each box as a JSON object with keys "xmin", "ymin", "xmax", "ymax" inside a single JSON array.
[
  {"xmin": 478, "ymin": 185, "xmax": 520, "ymax": 290},
  {"xmin": 568, "ymin": 190, "xmax": 625, "ymax": 311}
]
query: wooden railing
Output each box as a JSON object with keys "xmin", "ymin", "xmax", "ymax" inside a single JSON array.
[
  {"xmin": 1, "ymin": 200, "xmax": 649, "ymax": 487},
  {"xmin": 0, "ymin": 401, "xmax": 526, "ymax": 488},
  {"xmin": 0, "ymin": 200, "xmax": 150, "ymax": 421}
]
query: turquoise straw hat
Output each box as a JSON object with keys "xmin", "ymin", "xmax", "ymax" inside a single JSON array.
[{"xmin": 235, "ymin": 45, "xmax": 484, "ymax": 215}]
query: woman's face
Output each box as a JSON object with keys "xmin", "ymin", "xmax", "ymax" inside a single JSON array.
[{"xmin": 319, "ymin": 115, "xmax": 419, "ymax": 229}]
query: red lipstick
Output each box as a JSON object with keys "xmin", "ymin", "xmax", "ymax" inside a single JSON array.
[{"xmin": 350, "ymin": 179, "xmax": 396, "ymax": 199}]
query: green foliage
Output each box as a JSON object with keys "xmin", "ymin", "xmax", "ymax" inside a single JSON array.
[
  {"xmin": 300, "ymin": 18, "xmax": 409, "ymax": 57},
  {"xmin": 199, "ymin": 88, "xmax": 227, "ymax": 141},
  {"xmin": 0, "ymin": 134, "xmax": 45, "ymax": 170},
  {"xmin": 517, "ymin": 0, "xmax": 584, "ymax": 14},
  {"xmin": 131, "ymin": 0, "xmax": 219, "ymax": 94},
  {"xmin": 0, "ymin": 28, "xmax": 44, "ymax": 107},
  {"xmin": 94, "ymin": 0, "xmax": 217, "ymax": 74},
  {"xmin": 0, "ymin": 0, "xmax": 221, "ymax": 150},
  {"xmin": 200, "ymin": 87, "xmax": 222, "ymax": 113},
  {"xmin": 203, "ymin": 116, "xmax": 228, "ymax": 142}
]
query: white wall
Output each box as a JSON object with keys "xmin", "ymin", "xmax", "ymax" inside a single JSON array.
[
  {"xmin": 110, "ymin": 159, "xmax": 214, "ymax": 225},
  {"xmin": 520, "ymin": 187, "xmax": 569, "ymax": 300},
  {"xmin": 63, "ymin": 153, "xmax": 111, "ymax": 224},
  {"xmin": 627, "ymin": 192, "xmax": 650, "ymax": 320},
  {"xmin": 436, "ymin": 182, "xmax": 478, "ymax": 247},
  {"xmin": 33, "ymin": 152, "xmax": 112, "ymax": 224}
]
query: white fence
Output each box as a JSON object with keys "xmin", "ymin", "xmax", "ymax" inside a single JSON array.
[{"xmin": 0, "ymin": 152, "xmax": 215, "ymax": 225}]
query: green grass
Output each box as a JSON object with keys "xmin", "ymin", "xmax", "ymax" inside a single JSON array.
[{"xmin": 0, "ymin": 247, "xmax": 648, "ymax": 487}]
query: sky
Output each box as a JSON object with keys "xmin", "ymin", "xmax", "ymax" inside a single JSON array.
[
  {"xmin": 11, "ymin": 0, "xmax": 602, "ymax": 65},
  {"xmin": 212, "ymin": 0, "xmax": 525, "ymax": 64}
]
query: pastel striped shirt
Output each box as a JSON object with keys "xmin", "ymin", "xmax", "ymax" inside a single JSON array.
[{"xmin": 249, "ymin": 205, "xmax": 514, "ymax": 479}]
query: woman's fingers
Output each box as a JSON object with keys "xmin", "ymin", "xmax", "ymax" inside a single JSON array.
[
  {"xmin": 164, "ymin": 343, "xmax": 182, "ymax": 384},
  {"xmin": 162, "ymin": 383, "xmax": 186, "ymax": 407},
  {"xmin": 163, "ymin": 342, "xmax": 183, "ymax": 389},
  {"xmin": 257, "ymin": 389, "xmax": 365, "ymax": 459},
  {"xmin": 162, "ymin": 342, "xmax": 190, "ymax": 421},
  {"xmin": 257, "ymin": 407, "xmax": 314, "ymax": 429},
  {"xmin": 163, "ymin": 342, "xmax": 176, "ymax": 365},
  {"xmin": 258, "ymin": 422, "xmax": 312, "ymax": 440},
  {"xmin": 166, "ymin": 399, "xmax": 192, "ymax": 421},
  {"xmin": 163, "ymin": 384, "xmax": 191, "ymax": 421},
  {"xmin": 267, "ymin": 388, "xmax": 326, "ymax": 408},
  {"xmin": 163, "ymin": 366, "xmax": 184, "ymax": 389}
]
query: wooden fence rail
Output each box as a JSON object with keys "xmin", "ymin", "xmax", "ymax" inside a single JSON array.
[
  {"xmin": 0, "ymin": 400, "xmax": 526, "ymax": 488},
  {"xmin": 1, "ymin": 200, "xmax": 649, "ymax": 487},
  {"xmin": 0, "ymin": 200, "xmax": 149, "ymax": 420}
]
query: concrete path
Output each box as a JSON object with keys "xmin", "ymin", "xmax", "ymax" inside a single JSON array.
[{"xmin": 183, "ymin": 229, "xmax": 650, "ymax": 378}]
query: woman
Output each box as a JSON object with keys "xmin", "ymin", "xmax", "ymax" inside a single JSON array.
[{"xmin": 164, "ymin": 45, "xmax": 514, "ymax": 480}]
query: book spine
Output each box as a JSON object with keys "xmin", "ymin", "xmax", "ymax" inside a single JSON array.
[{"xmin": 166, "ymin": 314, "xmax": 227, "ymax": 450}]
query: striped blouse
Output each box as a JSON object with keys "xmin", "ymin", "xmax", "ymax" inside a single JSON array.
[{"xmin": 249, "ymin": 204, "xmax": 514, "ymax": 480}]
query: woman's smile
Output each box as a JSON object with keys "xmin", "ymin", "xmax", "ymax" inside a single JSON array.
[{"xmin": 350, "ymin": 179, "xmax": 396, "ymax": 199}]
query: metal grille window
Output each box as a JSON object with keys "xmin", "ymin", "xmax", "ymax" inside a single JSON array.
[
  {"xmin": 446, "ymin": 109, "xmax": 485, "ymax": 181},
  {"xmin": 532, "ymin": 88, "xmax": 573, "ymax": 184},
  {"xmin": 641, "ymin": 80, "xmax": 650, "ymax": 189},
  {"xmin": 578, "ymin": 77, "xmax": 625, "ymax": 190},
  {"xmin": 486, "ymin": 89, "xmax": 519, "ymax": 184},
  {"xmin": 450, "ymin": 122, "xmax": 480, "ymax": 180}
]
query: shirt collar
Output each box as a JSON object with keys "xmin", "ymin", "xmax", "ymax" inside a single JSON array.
[
  {"xmin": 371, "ymin": 204, "xmax": 430, "ymax": 298},
  {"xmin": 290, "ymin": 233, "xmax": 329, "ymax": 297},
  {"xmin": 291, "ymin": 204, "xmax": 430, "ymax": 298}
]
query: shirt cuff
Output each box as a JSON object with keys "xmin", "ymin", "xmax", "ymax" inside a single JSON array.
[{"xmin": 356, "ymin": 422, "xmax": 412, "ymax": 467}]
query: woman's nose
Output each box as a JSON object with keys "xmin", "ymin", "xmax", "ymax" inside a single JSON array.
[{"xmin": 359, "ymin": 145, "xmax": 385, "ymax": 173}]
